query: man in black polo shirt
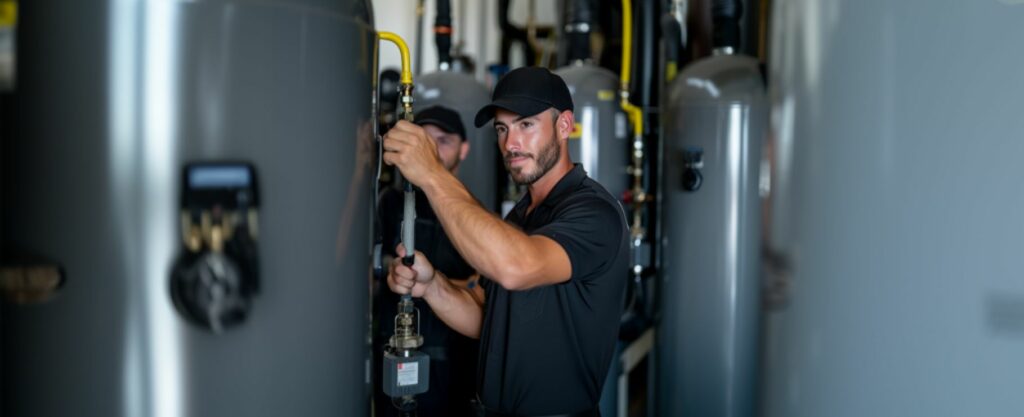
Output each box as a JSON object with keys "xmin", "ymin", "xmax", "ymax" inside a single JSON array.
[
  {"xmin": 382, "ymin": 67, "xmax": 628, "ymax": 417},
  {"xmin": 376, "ymin": 105, "xmax": 478, "ymax": 417}
]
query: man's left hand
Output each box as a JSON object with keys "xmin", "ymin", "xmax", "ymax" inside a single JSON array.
[{"xmin": 382, "ymin": 120, "xmax": 445, "ymax": 187}]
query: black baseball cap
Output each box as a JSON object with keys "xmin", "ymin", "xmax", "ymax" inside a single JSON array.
[
  {"xmin": 415, "ymin": 105, "xmax": 467, "ymax": 140},
  {"xmin": 473, "ymin": 67, "xmax": 575, "ymax": 128}
]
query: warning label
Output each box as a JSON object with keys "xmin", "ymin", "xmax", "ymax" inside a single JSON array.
[{"xmin": 397, "ymin": 362, "xmax": 418, "ymax": 387}]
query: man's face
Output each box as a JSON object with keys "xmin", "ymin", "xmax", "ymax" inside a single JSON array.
[
  {"xmin": 494, "ymin": 108, "xmax": 563, "ymax": 185},
  {"xmin": 423, "ymin": 124, "xmax": 469, "ymax": 173}
]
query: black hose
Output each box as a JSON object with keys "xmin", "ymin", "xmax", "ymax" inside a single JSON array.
[
  {"xmin": 565, "ymin": 0, "xmax": 593, "ymax": 62},
  {"xmin": 637, "ymin": 0, "xmax": 658, "ymax": 129},
  {"xmin": 639, "ymin": 0, "xmax": 661, "ymax": 323},
  {"xmin": 660, "ymin": 12, "xmax": 681, "ymax": 67},
  {"xmin": 711, "ymin": 0, "xmax": 743, "ymax": 50},
  {"xmin": 569, "ymin": 0, "xmax": 594, "ymax": 27},
  {"xmin": 435, "ymin": 0, "xmax": 453, "ymax": 67}
]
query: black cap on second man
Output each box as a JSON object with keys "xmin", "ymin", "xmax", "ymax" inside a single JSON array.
[
  {"xmin": 415, "ymin": 105, "xmax": 467, "ymax": 140},
  {"xmin": 473, "ymin": 67, "xmax": 574, "ymax": 128}
]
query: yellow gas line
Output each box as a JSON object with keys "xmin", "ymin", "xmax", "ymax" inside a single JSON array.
[
  {"xmin": 378, "ymin": 31, "xmax": 415, "ymax": 121},
  {"xmin": 620, "ymin": 0, "xmax": 646, "ymax": 239}
]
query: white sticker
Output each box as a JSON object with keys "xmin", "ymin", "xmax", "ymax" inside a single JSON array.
[
  {"xmin": 615, "ymin": 113, "xmax": 628, "ymax": 139},
  {"xmin": 397, "ymin": 361, "xmax": 419, "ymax": 386},
  {"xmin": 422, "ymin": 88, "xmax": 441, "ymax": 99},
  {"xmin": 365, "ymin": 358, "xmax": 371, "ymax": 385}
]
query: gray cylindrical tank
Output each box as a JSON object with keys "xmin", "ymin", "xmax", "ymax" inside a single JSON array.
[
  {"xmin": 1, "ymin": 1, "xmax": 375, "ymax": 416},
  {"xmin": 554, "ymin": 63, "xmax": 630, "ymax": 199},
  {"xmin": 762, "ymin": 1, "xmax": 1024, "ymax": 417},
  {"xmin": 658, "ymin": 52, "xmax": 766, "ymax": 416},
  {"xmin": 413, "ymin": 71, "xmax": 497, "ymax": 211}
]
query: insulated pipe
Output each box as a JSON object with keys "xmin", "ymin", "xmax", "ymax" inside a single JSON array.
[
  {"xmin": 637, "ymin": 0, "xmax": 658, "ymax": 115},
  {"xmin": 435, "ymin": 0, "xmax": 453, "ymax": 69},
  {"xmin": 661, "ymin": 12, "xmax": 682, "ymax": 83},
  {"xmin": 565, "ymin": 0, "xmax": 593, "ymax": 62},
  {"xmin": 711, "ymin": 0, "xmax": 742, "ymax": 52}
]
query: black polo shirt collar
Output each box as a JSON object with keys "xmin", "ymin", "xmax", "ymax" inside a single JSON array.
[{"xmin": 513, "ymin": 163, "xmax": 587, "ymax": 218}]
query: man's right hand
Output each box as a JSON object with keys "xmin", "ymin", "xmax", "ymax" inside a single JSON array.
[{"xmin": 387, "ymin": 243, "xmax": 436, "ymax": 298}]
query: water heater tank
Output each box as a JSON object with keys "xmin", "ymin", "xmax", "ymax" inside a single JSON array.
[
  {"xmin": 414, "ymin": 71, "xmax": 497, "ymax": 211},
  {"xmin": 1, "ymin": 1, "xmax": 376, "ymax": 416},
  {"xmin": 554, "ymin": 63, "xmax": 630, "ymax": 200},
  {"xmin": 762, "ymin": 1, "xmax": 1024, "ymax": 416},
  {"xmin": 658, "ymin": 49, "xmax": 766, "ymax": 417}
]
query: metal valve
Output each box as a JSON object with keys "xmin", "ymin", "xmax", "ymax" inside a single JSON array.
[
  {"xmin": 682, "ymin": 147, "xmax": 704, "ymax": 192},
  {"xmin": 170, "ymin": 163, "xmax": 260, "ymax": 333}
]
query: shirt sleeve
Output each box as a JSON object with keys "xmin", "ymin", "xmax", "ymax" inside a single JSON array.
[
  {"xmin": 531, "ymin": 194, "xmax": 626, "ymax": 283},
  {"xmin": 478, "ymin": 275, "xmax": 494, "ymax": 291}
]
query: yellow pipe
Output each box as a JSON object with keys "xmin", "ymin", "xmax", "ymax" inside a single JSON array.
[
  {"xmin": 378, "ymin": 31, "xmax": 415, "ymax": 121},
  {"xmin": 620, "ymin": 0, "xmax": 646, "ymax": 242},
  {"xmin": 622, "ymin": 101, "xmax": 643, "ymax": 138},
  {"xmin": 619, "ymin": 0, "xmax": 633, "ymax": 92},
  {"xmin": 619, "ymin": 0, "xmax": 643, "ymax": 138},
  {"xmin": 378, "ymin": 31, "xmax": 413, "ymax": 85}
]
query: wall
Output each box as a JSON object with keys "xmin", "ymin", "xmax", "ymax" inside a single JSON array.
[{"xmin": 372, "ymin": 0, "xmax": 558, "ymax": 84}]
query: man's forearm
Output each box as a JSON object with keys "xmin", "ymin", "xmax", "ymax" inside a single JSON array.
[
  {"xmin": 421, "ymin": 172, "xmax": 538, "ymax": 286},
  {"xmin": 424, "ymin": 270, "xmax": 484, "ymax": 339}
]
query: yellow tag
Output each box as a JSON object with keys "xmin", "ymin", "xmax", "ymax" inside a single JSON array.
[
  {"xmin": 666, "ymin": 61, "xmax": 678, "ymax": 83},
  {"xmin": 0, "ymin": 1, "xmax": 16, "ymax": 28},
  {"xmin": 597, "ymin": 89, "xmax": 615, "ymax": 101},
  {"xmin": 569, "ymin": 122, "xmax": 583, "ymax": 139}
]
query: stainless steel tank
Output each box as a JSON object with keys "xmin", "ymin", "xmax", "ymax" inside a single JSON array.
[
  {"xmin": 413, "ymin": 70, "xmax": 497, "ymax": 211},
  {"xmin": 1, "ymin": 1, "xmax": 376, "ymax": 416},
  {"xmin": 555, "ymin": 63, "xmax": 630, "ymax": 200},
  {"xmin": 762, "ymin": 1, "xmax": 1024, "ymax": 416},
  {"xmin": 657, "ymin": 34, "xmax": 766, "ymax": 417}
]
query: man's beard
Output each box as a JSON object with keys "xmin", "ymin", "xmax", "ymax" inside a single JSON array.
[
  {"xmin": 504, "ymin": 135, "xmax": 561, "ymax": 185},
  {"xmin": 445, "ymin": 156, "xmax": 460, "ymax": 173}
]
